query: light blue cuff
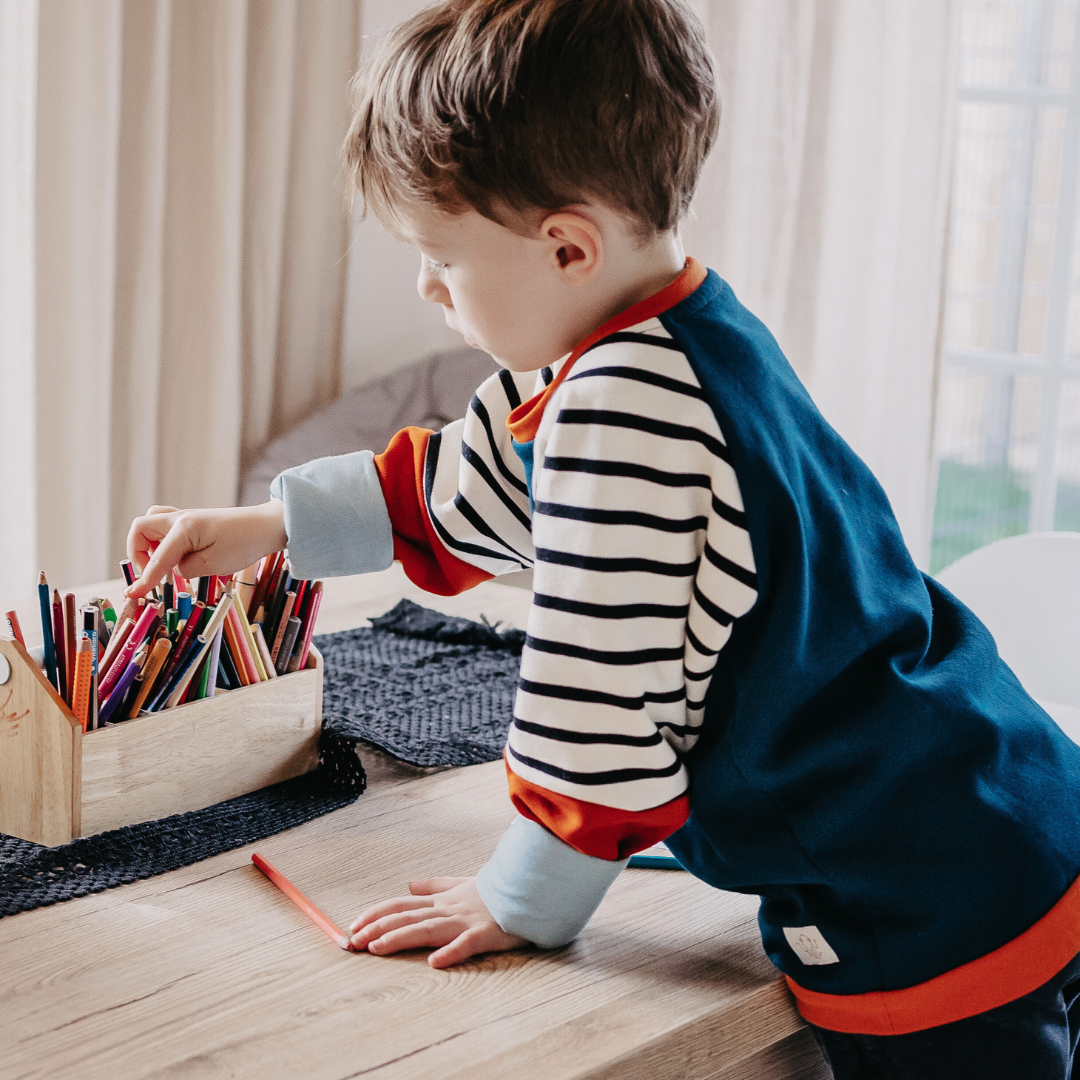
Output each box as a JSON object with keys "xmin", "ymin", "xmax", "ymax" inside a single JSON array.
[
  {"xmin": 476, "ymin": 816, "xmax": 627, "ymax": 949},
  {"xmin": 270, "ymin": 451, "xmax": 394, "ymax": 579}
]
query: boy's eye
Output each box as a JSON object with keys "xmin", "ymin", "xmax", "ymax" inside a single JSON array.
[{"xmin": 424, "ymin": 257, "xmax": 448, "ymax": 274}]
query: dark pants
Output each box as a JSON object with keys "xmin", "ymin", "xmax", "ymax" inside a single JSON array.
[{"xmin": 809, "ymin": 950, "xmax": 1080, "ymax": 1080}]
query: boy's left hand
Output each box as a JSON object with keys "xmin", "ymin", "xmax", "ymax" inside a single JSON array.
[{"xmin": 349, "ymin": 876, "xmax": 527, "ymax": 968}]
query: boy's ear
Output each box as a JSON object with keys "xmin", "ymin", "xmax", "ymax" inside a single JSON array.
[{"xmin": 539, "ymin": 211, "xmax": 603, "ymax": 284}]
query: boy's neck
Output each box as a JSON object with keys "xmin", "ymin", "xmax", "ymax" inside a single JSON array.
[{"xmin": 589, "ymin": 226, "xmax": 687, "ymax": 339}]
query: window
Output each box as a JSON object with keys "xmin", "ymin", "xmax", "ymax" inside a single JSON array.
[{"xmin": 931, "ymin": 0, "xmax": 1080, "ymax": 572}]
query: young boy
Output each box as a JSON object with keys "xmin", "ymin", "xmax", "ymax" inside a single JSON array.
[{"xmin": 125, "ymin": 1, "xmax": 1080, "ymax": 1075}]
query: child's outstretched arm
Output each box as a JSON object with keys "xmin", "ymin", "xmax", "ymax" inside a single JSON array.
[{"xmin": 125, "ymin": 502, "xmax": 288, "ymax": 599}]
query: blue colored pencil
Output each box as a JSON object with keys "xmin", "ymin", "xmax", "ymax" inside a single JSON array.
[{"xmin": 38, "ymin": 572, "xmax": 58, "ymax": 690}]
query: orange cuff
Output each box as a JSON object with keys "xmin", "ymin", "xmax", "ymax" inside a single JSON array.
[
  {"xmin": 506, "ymin": 757, "xmax": 690, "ymax": 861},
  {"xmin": 374, "ymin": 427, "xmax": 493, "ymax": 596}
]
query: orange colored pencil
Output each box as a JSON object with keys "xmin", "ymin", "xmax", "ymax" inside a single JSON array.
[
  {"xmin": 251, "ymin": 853, "xmax": 353, "ymax": 951},
  {"xmin": 72, "ymin": 638, "xmax": 93, "ymax": 732},
  {"xmin": 223, "ymin": 605, "xmax": 256, "ymax": 686},
  {"xmin": 3, "ymin": 610, "xmax": 25, "ymax": 646}
]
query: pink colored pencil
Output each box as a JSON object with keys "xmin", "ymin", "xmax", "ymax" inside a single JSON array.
[
  {"xmin": 97, "ymin": 601, "xmax": 159, "ymax": 700},
  {"xmin": 251, "ymin": 853, "xmax": 353, "ymax": 951}
]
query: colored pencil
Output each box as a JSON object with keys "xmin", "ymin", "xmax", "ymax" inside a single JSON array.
[
  {"xmin": 63, "ymin": 593, "xmax": 77, "ymax": 704},
  {"xmin": 38, "ymin": 572, "xmax": 58, "ymax": 691},
  {"xmin": 98, "ymin": 657, "xmax": 141, "ymax": 724},
  {"xmin": 217, "ymin": 640, "xmax": 240, "ymax": 689},
  {"xmin": 127, "ymin": 637, "xmax": 172, "ymax": 718},
  {"xmin": 224, "ymin": 603, "xmax": 258, "ymax": 685},
  {"xmin": 94, "ymin": 600, "xmax": 110, "ymax": 651},
  {"xmin": 98, "ymin": 601, "xmax": 159, "ymax": 701},
  {"xmin": 151, "ymin": 600, "xmax": 206, "ymax": 697},
  {"xmin": 275, "ymin": 616, "xmax": 302, "ymax": 676},
  {"xmin": 177, "ymin": 592, "xmax": 193, "ymax": 622},
  {"xmin": 249, "ymin": 552, "xmax": 279, "ymax": 622},
  {"xmin": 203, "ymin": 623, "xmax": 224, "ymax": 699},
  {"xmin": 72, "ymin": 637, "xmax": 93, "ymax": 732},
  {"xmin": 120, "ymin": 560, "xmax": 136, "ymax": 587},
  {"xmin": 196, "ymin": 575, "xmax": 210, "ymax": 604},
  {"xmin": 252, "ymin": 624, "xmax": 277, "ymax": 680},
  {"xmin": 163, "ymin": 581, "xmax": 174, "ymax": 612},
  {"xmin": 98, "ymin": 617, "xmax": 135, "ymax": 683},
  {"xmin": 161, "ymin": 595, "xmax": 233, "ymax": 709},
  {"xmin": 114, "ymin": 594, "xmax": 143, "ymax": 632},
  {"xmin": 236, "ymin": 562, "xmax": 259, "ymax": 616},
  {"xmin": 83, "ymin": 607, "xmax": 99, "ymax": 730},
  {"xmin": 51, "ymin": 590, "xmax": 67, "ymax": 704},
  {"xmin": 234, "ymin": 595, "xmax": 268, "ymax": 681},
  {"xmin": 3, "ymin": 610, "xmax": 25, "ymax": 646},
  {"xmin": 264, "ymin": 569, "xmax": 291, "ymax": 641},
  {"xmin": 250, "ymin": 853, "xmax": 353, "ymax": 951},
  {"xmin": 257, "ymin": 555, "xmax": 286, "ymax": 628},
  {"xmin": 289, "ymin": 582, "xmax": 322, "ymax": 673},
  {"xmin": 270, "ymin": 590, "xmax": 297, "ymax": 664}
]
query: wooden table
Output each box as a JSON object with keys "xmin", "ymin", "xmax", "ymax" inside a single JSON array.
[{"xmin": 0, "ymin": 567, "xmax": 827, "ymax": 1080}]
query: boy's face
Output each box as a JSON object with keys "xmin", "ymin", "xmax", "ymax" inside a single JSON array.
[{"xmin": 401, "ymin": 203, "xmax": 596, "ymax": 373}]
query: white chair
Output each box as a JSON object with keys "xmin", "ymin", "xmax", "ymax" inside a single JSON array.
[{"xmin": 936, "ymin": 532, "xmax": 1080, "ymax": 743}]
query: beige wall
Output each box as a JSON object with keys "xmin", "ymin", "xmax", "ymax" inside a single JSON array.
[{"xmin": 340, "ymin": 0, "xmax": 460, "ymax": 394}]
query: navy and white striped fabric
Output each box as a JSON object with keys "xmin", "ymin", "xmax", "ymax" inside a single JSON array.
[{"xmin": 424, "ymin": 316, "xmax": 758, "ymax": 814}]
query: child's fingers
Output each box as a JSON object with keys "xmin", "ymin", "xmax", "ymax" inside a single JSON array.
[
  {"xmin": 428, "ymin": 925, "xmax": 496, "ymax": 969},
  {"xmin": 409, "ymin": 877, "xmax": 469, "ymax": 896},
  {"xmin": 350, "ymin": 907, "xmax": 446, "ymax": 948},
  {"xmin": 126, "ymin": 519, "xmax": 199, "ymax": 598},
  {"xmin": 348, "ymin": 894, "xmax": 434, "ymax": 934},
  {"xmin": 366, "ymin": 916, "xmax": 462, "ymax": 955}
]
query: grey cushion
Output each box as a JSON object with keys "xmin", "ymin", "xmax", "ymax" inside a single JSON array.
[{"xmin": 239, "ymin": 348, "xmax": 499, "ymax": 507}]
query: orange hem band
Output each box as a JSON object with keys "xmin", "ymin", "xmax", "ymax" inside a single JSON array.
[
  {"xmin": 787, "ymin": 869, "xmax": 1080, "ymax": 1035},
  {"xmin": 505, "ymin": 257, "xmax": 708, "ymax": 444}
]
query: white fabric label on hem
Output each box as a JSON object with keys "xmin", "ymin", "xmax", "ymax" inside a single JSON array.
[{"xmin": 783, "ymin": 925, "xmax": 840, "ymax": 966}]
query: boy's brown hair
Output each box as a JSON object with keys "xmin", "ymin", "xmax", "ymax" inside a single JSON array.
[{"xmin": 345, "ymin": 0, "xmax": 718, "ymax": 237}]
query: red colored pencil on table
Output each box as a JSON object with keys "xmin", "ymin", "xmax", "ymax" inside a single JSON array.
[{"xmin": 251, "ymin": 853, "xmax": 354, "ymax": 951}]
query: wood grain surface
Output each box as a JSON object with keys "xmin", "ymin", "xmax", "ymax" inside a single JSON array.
[
  {"xmin": 0, "ymin": 570, "xmax": 826, "ymax": 1080},
  {"xmin": 0, "ymin": 638, "xmax": 81, "ymax": 845},
  {"xmin": 80, "ymin": 648, "xmax": 322, "ymax": 837}
]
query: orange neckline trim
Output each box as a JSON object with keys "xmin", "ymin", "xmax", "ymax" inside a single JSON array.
[
  {"xmin": 504, "ymin": 256, "xmax": 708, "ymax": 444},
  {"xmin": 787, "ymin": 868, "xmax": 1080, "ymax": 1035}
]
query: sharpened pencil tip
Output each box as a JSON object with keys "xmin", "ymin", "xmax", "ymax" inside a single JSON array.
[{"xmin": 39, "ymin": 571, "xmax": 47, "ymax": 584}]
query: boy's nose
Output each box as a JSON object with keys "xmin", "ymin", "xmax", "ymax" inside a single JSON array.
[{"xmin": 417, "ymin": 267, "xmax": 451, "ymax": 306}]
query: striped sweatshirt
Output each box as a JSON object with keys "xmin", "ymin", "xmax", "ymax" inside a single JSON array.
[{"xmin": 273, "ymin": 259, "xmax": 1080, "ymax": 1037}]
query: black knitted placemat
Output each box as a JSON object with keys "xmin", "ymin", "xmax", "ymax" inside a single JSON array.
[
  {"xmin": 0, "ymin": 599, "xmax": 522, "ymax": 917},
  {"xmin": 0, "ymin": 723, "xmax": 367, "ymax": 917},
  {"xmin": 316, "ymin": 598, "xmax": 524, "ymax": 767}
]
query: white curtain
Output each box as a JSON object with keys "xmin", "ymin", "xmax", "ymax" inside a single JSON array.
[
  {"xmin": 0, "ymin": 0, "xmax": 39, "ymax": 606},
  {"xmin": 685, "ymin": 0, "xmax": 959, "ymax": 565},
  {"xmin": 0, "ymin": 0, "xmax": 360, "ymax": 601},
  {"xmin": 1, "ymin": 0, "xmax": 958, "ymax": 603}
]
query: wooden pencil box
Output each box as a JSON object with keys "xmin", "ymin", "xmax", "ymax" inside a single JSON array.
[{"xmin": 0, "ymin": 636, "xmax": 323, "ymax": 847}]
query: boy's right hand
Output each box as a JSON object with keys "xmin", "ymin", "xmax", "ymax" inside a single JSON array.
[{"xmin": 124, "ymin": 501, "xmax": 288, "ymax": 600}]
